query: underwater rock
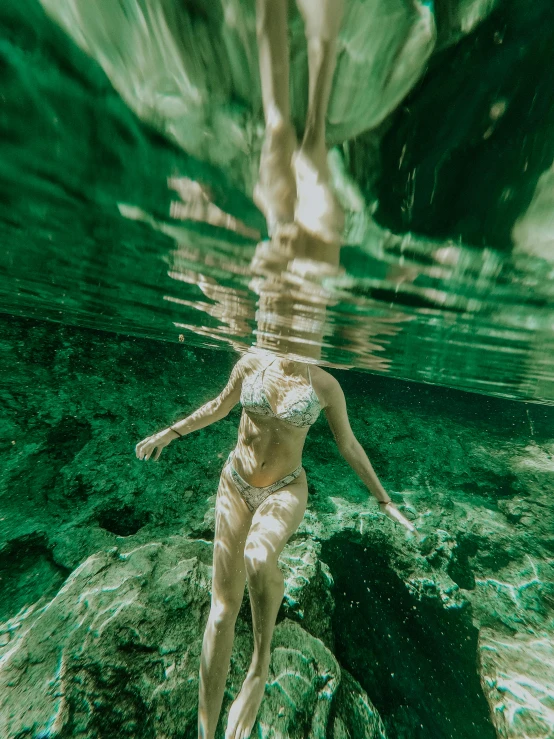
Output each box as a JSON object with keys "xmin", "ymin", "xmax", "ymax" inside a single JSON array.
[
  {"xmin": 0, "ymin": 535, "xmax": 386, "ymax": 739},
  {"xmin": 479, "ymin": 628, "xmax": 554, "ymax": 739},
  {"xmin": 279, "ymin": 536, "xmax": 336, "ymax": 650},
  {"xmin": 434, "ymin": 0, "xmax": 501, "ymax": 48},
  {"xmin": 512, "ymin": 161, "xmax": 554, "ymax": 262},
  {"xmin": 332, "ymin": 668, "xmax": 388, "ymax": 739}
]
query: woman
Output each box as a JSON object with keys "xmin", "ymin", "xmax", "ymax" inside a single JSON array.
[{"xmin": 136, "ymin": 350, "xmax": 416, "ymax": 739}]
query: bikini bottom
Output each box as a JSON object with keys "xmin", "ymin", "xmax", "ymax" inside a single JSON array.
[{"xmin": 225, "ymin": 451, "xmax": 303, "ymax": 513}]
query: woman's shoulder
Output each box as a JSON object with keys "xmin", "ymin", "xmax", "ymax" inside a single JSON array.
[
  {"xmin": 232, "ymin": 351, "xmax": 266, "ymax": 377},
  {"xmin": 310, "ymin": 365, "xmax": 342, "ymax": 402},
  {"xmin": 310, "ymin": 364, "xmax": 337, "ymax": 384}
]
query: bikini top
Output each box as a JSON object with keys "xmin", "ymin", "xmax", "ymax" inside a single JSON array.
[{"xmin": 240, "ymin": 357, "xmax": 321, "ymax": 428}]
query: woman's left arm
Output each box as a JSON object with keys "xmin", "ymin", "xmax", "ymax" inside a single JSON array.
[{"xmin": 320, "ymin": 373, "xmax": 416, "ymax": 532}]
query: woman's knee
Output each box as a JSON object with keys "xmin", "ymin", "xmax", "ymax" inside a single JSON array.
[
  {"xmin": 244, "ymin": 543, "xmax": 281, "ymax": 581},
  {"xmin": 209, "ymin": 596, "xmax": 243, "ymax": 627}
]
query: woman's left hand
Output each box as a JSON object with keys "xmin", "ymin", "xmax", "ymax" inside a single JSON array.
[{"xmin": 379, "ymin": 501, "xmax": 416, "ymax": 533}]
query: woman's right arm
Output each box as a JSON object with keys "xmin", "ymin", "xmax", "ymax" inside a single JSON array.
[{"xmin": 136, "ymin": 356, "xmax": 247, "ymax": 461}]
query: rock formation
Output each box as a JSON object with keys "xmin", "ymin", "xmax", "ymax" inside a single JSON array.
[{"xmin": 0, "ymin": 534, "xmax": 386, "ymax": 739}]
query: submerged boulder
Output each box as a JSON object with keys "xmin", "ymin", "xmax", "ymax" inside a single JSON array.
[
  {"xmin": 479, "ymin": 628, "xmax": 554, "ymax": 739},
  {"xmin": 0, "ymin": 535, "xmax": 386, "ymax": 739}
]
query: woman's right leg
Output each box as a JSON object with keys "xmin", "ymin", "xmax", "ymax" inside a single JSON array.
[
  {"xmin": 256, "ymin": 0, "xmax": 290, "ymax": 128},
  {"xmin": 198, "ymin": 466, "xmax": 253, "ymax": 739},
  {"xmin": 294, "ymin": 0, "xmax": 345, "ymax": 166}
]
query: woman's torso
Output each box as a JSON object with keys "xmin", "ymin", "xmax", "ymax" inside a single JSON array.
[{"xmin": 233, "ymin": 355, "xmax": 322, "ymax": 487}]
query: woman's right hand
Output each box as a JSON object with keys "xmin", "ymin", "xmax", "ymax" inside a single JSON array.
[
  {"xmin": 379, "ymin": 501, "xmax": 416, "ymax": 533},
  {"xmin": 135, "ymin": 428, "xmax": 177, "ymax": 461}
]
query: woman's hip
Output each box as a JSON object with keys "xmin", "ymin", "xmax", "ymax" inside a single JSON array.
[{"xmin": 224, "ymin": 450, "xmax": 304, "ymax": 513}]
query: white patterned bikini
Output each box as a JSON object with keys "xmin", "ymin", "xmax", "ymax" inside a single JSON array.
[{"xmin": 226, "ymin": 356, "xmax": 321, "ymax": 512}]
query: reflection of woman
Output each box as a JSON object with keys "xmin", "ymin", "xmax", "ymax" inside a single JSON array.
[
  {"xmin": 254, "ymin": 0, "xmax": 346, "ymax": 246},
  {"xmin": 136, "ymin": 352, "xmax": 415, "ymax": 739}
]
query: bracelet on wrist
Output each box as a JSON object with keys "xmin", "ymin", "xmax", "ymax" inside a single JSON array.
[
  {"xmin": 169, "ymin": 426, "xmax": 183, "ymax": 439},
  {"xmin": 378, "ymin": 500, "xmax": 392, "ymax": 506}
]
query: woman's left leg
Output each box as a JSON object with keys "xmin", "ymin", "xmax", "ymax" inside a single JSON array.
[
  {"xmin": 224, "ymin": 471, "xmax": 308, "ymax": 739},
  {"xmin": 253, "ymin": 0, "xmax": 298, "ymax": 234}
]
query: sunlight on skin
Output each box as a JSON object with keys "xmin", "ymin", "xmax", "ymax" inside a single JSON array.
[
  {"xmin": 142, "ymin": 239, "xmax": 416, "ymax": 739},
  {"xmin": 163, "ymin": 224, "xmax": 410, "ymax": 371},
  {"xmin": 221, "ymin": 480, "xmax": 309, "ymax": 739}
]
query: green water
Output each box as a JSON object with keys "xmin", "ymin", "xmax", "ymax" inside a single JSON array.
[
  {"xmin": 1, "ymin": 2, "xmax": 554, "ymax": 739},
  {"xmin": 2, "ymin": 1, "xmax": 554, "ymax": 402}
]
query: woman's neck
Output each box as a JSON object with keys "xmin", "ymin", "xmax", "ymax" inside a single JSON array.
[
  {"xmin": 247, "ymin": 346, "xmax": 311, "ymax": 376},
  {"xmin": 279, "ymin": 358, "xmax": 307, "ymax": 377}
]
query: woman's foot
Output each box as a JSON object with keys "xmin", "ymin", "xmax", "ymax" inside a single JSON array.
[
  {"xmin": 253, "ymin": 121, "xmax": 297, "ymax": 236},
  {"xmin": 224, "ymin": 664, "xmax": 268, "ymax": 739},
  {"xmin": 293, "ymin": 144, "xmax": 345, "ymax": 245}
]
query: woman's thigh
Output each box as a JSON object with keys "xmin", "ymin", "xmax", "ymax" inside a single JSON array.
[
  {"xmin": 244, "ymin": 470, "xmax": 309, "ymax": 568},
  {"xmin": 211, "ymin": 466, "xmax": 254, "ymax": 608}
]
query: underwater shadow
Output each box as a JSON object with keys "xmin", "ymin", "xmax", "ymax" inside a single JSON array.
[{"xmin": 321, "ymin": 532, "xmax": 496, "ymax": 739}]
